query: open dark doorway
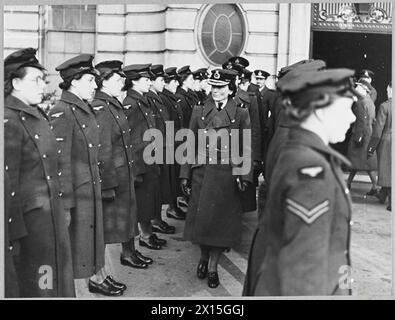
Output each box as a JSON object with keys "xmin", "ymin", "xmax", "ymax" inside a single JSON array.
[{"xmin": 312, "ymin": 31, "xmax": 392, "ymax": 155}]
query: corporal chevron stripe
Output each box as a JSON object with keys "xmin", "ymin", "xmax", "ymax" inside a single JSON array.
[{"xmin": 286, "ymin": 198, "xmax": 330, "ymax": 224}]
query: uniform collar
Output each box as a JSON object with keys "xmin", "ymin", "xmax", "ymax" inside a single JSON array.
[
  {"xmin": 127, "ymin": 88, "xmax": 148, "ymax": 104},
  {"xmin": 288, "ymin": 127, "xmax": 352, "ymax": 166},
  {"xmin": 94, "ymin": 90, "xmax": 123, "ymax": 109},
  {"xmin": 5, "ymin": 95, "xmax": 42, "ymax": 119},
  {"xmin": 162, "ymin": 88, "xmax": 177, "ymax": 99},
  {"xmin": 204, "ymin": 96, "xmax": 237, "ymax": 119},
  {"xmin": 60, "ymin": 90, "xmax": 92, "ymax": 114}
]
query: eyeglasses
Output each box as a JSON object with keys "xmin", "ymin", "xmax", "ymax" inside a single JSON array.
[{"xmin": 24, "ymin": 76, "xmax": 48, "ymax": 85}]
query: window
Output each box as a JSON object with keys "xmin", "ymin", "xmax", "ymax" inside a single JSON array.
[
  {"xmin": 198, "ymin": 4, "xmax": 246, "ymax": 66},
  {"xmin": 49, "ymin": 5, "xmax": 96, "ymax": 31}
]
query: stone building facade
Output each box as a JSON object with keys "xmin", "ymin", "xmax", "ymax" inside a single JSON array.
[{"xmin": 4, "ymin": 3, "xmax": 392, "ymax": 97}]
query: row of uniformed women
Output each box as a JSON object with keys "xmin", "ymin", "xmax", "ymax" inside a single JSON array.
[{"xmin": 3, "ymin": 48, "xmax": 210, "ymax": 297}]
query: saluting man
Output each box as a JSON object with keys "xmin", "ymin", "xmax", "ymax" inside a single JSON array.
[
  {"xmin": 243, "ymin": 68, "xmax": 357, "ymax": 296},
  {"xmin": 122, "ymin": 64, "xmax": 167, "ymax": 251},
  {"xmin": 4, "ymin": 48, "xmax": 75, "ymax": 297},
  {"xmin": 49, "ymin": 54, "xmax": 123, "ymax": 296}
]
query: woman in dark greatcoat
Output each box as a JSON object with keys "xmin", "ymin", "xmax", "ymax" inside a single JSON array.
[
  {"xmin": 159, "ymin": 67, "xmax": 186, "ymax": 220},
  {"xmin": 176, "ymin": 66, "xmax": 197, "ymax": 128},
  {"xmin": 49, "ymin": 54, "xmax": 124, "ymax": 296},
  {"xmin": 4, "ymin": 48, "xmax": 75, "ymax": 297},
  {"xmin": 368, "ymin": 81, "xmax": 392, "ymax": 210},
  {"xmin": 92, "ymin": 60, "xmax": 151, "ymax": 270},
  {"xmin": 180, "ymin": 69, "xmax": 253, "ymax": 289},
  {"xmin": 146, "ymin": 64, "xmax": 176, "ymax": 234},
  {"xmin": 122, "ymin": 64, "xmax": 167, "ymax": 251},
  {"xmin": 346, "ymin": 81, "xmax": 378, "ymax": 194},
  {"xmin": 243, "ymin": 68, "xmax": 357, "ymax": 296}
]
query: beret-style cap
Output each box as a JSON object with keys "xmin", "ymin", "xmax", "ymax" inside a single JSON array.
[
  {"xmin": 208, "ymin": 68, "xmax": 236, "ymax": 86},
  {"xmin": 4, "ymin": 48, "xmax": 45, "ymax": 80},
  {"xmin": 254, "ymin": 70, "xmax": 270, "ymax": 79},
  {"xmin": 56, "ymin": 54, "xmax": 96, "ymax": 80},
  {"xmin": 95, "ymin": 60, "xmax": 125, "ymax": 78},
  {"xmin": 123, "ymin": 63, "xmax": 152, "ymax": 80}
]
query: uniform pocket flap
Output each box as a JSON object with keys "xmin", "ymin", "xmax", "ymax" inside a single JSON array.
[
  {"xmin": 22, "ymin": 195, "xmax": 45, "ymax": 214},
  {"xmin": 74, "ymin": 170, "xmax": 91, "ymax": 188}
]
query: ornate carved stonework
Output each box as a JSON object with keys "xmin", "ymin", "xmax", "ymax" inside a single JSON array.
[{"xmin": 312, "ymin": 3, "xmax": 392, "ymax": 33}]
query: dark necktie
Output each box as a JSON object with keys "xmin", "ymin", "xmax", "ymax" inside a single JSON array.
[{"xmin": 217, "ymin": 102, "xmax": 223, "ymax": 111}]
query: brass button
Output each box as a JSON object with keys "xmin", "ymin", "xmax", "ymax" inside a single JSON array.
[
  {"xmin": 21, "ymin": 116, "xmax": 26, "ymax": 121},
  {"xmin": 58, "ymin": 172, "xmax": 62, "ymax": 176},
  {"xmin": 88, "ymin": 143, "xmax": 93, "ymax": 148},
  {"xmin": 58, "ymin": 192, "xmax": 63, "ymax": 197},
  {"xmin": 82, "ymin": 124, "xmax": 86, "ymax": 128},
  {"xmin": 43, "ymin": 154, "xmax": 47, "ymax": 158},
  {"xmin": 5, "ymin": 165, "xmax": 8, "ymax": 171},
  {"xmin": 8, "ymin": 217, "xmax": 12, "ymax": 223},
  {"xmin": 47, "ymin": 176, "xmax": 51, "ymax": 180},
  {"xmin": 9, "ymin": 245, "xmax": 13, "ymax": 251},
  {"xmin": 11, "ymin": 192, "xmax": 15, "ymax": 197},
  {"xmin": 58, "ymin": 149, "xmax": 61, "ymax": 154}
]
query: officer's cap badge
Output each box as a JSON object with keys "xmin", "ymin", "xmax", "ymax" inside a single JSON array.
[
  {"xmin": 258, "ymin": 71, "xmax": 262, "ymax": 76},
  {"xmin": 214, "ymin": 70, "xmax": 220, "ymax": 79}
]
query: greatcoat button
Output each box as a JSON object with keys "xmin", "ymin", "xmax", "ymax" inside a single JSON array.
[
  {"xmin": 8, "ymin": 218, "xmax": 12, "ymax": 223},
  {"xmin": 9, "ymin": 245, "xmax": 13, "ymax": 251},
  {"xmin": 58, "ymin": 150, "xmax": 61, "ymax": 154},
  {"xmin": 11, "ymin": 192, "xmax": 15, "ymax": 197},
  {"xmin": 58, "ymin": 192, "xmax": 63, "ymax": 197},
  {"xmin": 88, "ymin": 143, "xmax": 93, "ymax": 148},
  {"xmin": 43, "ymin": 154, "xmax": 47, "ymax": 158}
]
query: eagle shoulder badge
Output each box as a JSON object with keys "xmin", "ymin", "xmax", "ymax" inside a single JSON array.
[
  {"xmin": 298, "ymin": 166, "xmax": 324, "ymax": 179},
  {"xmin": 51, "ymin": 112, "xmax": 64, "ymax": 118},
  {"xmin": 93, "ymin": 106, "xmax": 104, "ymax": 111}
]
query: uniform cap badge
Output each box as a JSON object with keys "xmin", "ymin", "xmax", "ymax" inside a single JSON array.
[{"xmin": 214, "ymin": 70, "xmax": 220, "ymax": 79}]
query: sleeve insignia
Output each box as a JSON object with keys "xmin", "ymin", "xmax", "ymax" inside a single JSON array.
[
  {"xmin": 298, "ymin": 166, "xmax": 324, "ymax": 179},
  {"xmin": 51, "ymin": 112, "xmax": 64, "ymax": 118},
  {"xmin": 286, "ymin": 198, "xmax": 330, "ymax": 224}
]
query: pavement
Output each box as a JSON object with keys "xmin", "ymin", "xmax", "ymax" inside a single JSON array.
[{"xmin": 75, "ymin": 174, "xmax": 392, "ymax": 298}]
